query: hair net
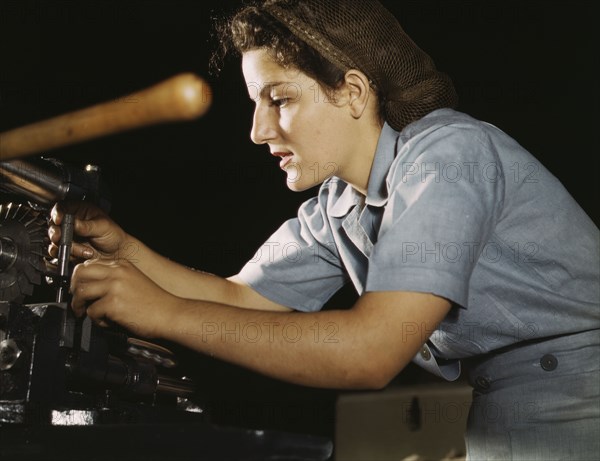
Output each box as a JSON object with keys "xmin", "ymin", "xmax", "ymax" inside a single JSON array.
[{"xmin": 262, "ymin": 0, "xmax": 458, "ymax": 131}]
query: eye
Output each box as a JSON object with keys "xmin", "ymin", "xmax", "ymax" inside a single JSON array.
[{"xmin": 270, "ymin": 97, "xmax": 290, "ymax": 108}]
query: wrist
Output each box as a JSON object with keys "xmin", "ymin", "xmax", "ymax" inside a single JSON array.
[
  {"xmin": 151, "ymin": 295, "xmax": 189, "ymax": 341},
  {"xmin": 117, "ymin": 234, "xmax": 143, "ymax": 264}
]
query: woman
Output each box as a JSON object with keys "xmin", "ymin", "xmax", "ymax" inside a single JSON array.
[{"xmin": 51, "ymin": 1, "xmax": 599, "ymax": 459}]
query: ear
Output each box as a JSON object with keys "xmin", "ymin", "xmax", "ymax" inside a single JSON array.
[{"xmin": 343, "ymin": 69, "xmax": 373, "ymax": 119}]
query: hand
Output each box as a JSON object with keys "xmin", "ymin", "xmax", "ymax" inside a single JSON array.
[
  {"xmin": 70, "ymin": 257, "xmax": 175, "ymax": 338},
  {"xmin": 48, "ymin": 201, "xmax": 130, "ymax": 261}
]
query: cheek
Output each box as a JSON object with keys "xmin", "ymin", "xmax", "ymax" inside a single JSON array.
[
  {"xmin": 287, "ymin": 113, "xmax": 327, "ymax": 143},
  {"xmin": 313, "ymin": 105, "xmax": 347, "ymax": 137},
  {"xmin": 278, "ymin": 116, "xmax": 293, "ymax": 134},
  {"xmin": 280, "ymin": 103, "xmax": 308, "ymax": 131},
  {"xmin": 285, "ymin": 101, "xmax": 346, "ymax": 156}
]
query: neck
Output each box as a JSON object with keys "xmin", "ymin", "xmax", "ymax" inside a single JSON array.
[{"xmin": 342, "ymin": 122, "xmax": 383, "ymax": 196}]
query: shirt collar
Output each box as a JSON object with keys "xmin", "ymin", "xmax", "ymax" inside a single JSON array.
[
  {"xmin": 328, "ymin": 122, "xmax": 399, "ymax": 217},
  {"xmin": 365, "ymin": 122, "xmax": 398, "ymax": 207},
  {"xmin": 327, "ymin": 178, "xmax": 359, "ymax": 217}
]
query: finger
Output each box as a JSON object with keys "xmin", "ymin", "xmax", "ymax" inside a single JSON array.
[
  {"xmin": 48, "ymin": 224, "xmax": 60, "ymax": 244},
  {"xmin": 70, "ymin": 243, "xmax": 95, "ymax": 260},
  {"xmin": 85, "ymin": 296, "xmax": 119, "ymax": 327},
  {"xmin": 48, "ymin": 243, "xmax": 94, "ymax": 262},
  {"xmin": 52, "ymin": 201, "xmax": 105, "ymax": 226},
  {"xmin": 49, "ymin": 234, "xmax": 95, "ymax": 261},
  {"xmin": 50, "ymin": 202, "xmax": 83, "ymax": 225},
  {"xmin": 51, "ymin": 205, "xmax": 99, "ymax": 241},
  {"xmin": 50, "ymin": 203, "xmax": 62, "ymax": 225},
  {"xmin": 48, "ymin": 242, "xmax": 58, "ymax": 259},
  {"xmin": 96, "ymin": 318, "xmax": 111, "ymax": 328},
  {"xmin": 68, "ymin": 215, "xmax": 114, "ymax": 250},
  {"xmin": 70, "ymin": 287, "xmax": 95, "ymax": 317},
  {"xmin": 70, "ymin": 257, "xmax": 124, "ymax": 285},
  {"xmin": 71, "ymin": 258, "xmax": 116, "ymax": 282},
  {"xmin": 70, "ymin": 275, "xmax": 112, "ymax": 316},
  {"xmin": 82, "ymin": 298, "xmax": 109, "ymax": 324},
  {"xmin": 70, "ymin": 261, "xmax": 112, "ymax": 311}
]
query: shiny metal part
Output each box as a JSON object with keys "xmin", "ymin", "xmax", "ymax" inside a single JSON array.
[
  {"xmin": 0, "ymin": 203, "xmax": 47, "ymax": 302},
  {"xmin": 0, "ymin": 237, "xmax": 18, "ymax": 271},
  {"xmin": 0, "ymin": 160, "xmax": 67, "ymax": 206},
  {"xmin": 55, "ymin": 213, "xmax": 74, "ymax": 303},
  {"xmin": 127, "ymin": 337, "xmax": 177, "ymax": 368},
  {"xmin": 51, "ymin": 409, "xmax": 99, "ymax": 426},
  {"xmin": 0, "ymin": 158, "xmax": 109, "ymax": 210},
  {"xmin": 0, "ymin": 338, "xmax": 22, "ymax": 371},
  {"xmin": 0, "ymin": 402, "xmax": 26, "ymax": 424},
  {"xmin": 156, "ymin": 375, "xmax": 196, "ymax": 396}
]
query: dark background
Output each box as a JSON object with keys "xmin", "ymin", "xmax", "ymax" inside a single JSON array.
[{"xmin": 1, "ymin": 0, "xmax": 598, "ymax": 439}]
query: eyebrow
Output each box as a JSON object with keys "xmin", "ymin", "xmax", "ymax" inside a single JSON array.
[{"xmin": 259, "ymin": 82, "xmax": 286, "ymax": 98}]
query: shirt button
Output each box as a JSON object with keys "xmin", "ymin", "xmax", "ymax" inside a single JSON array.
[
  {"xmin": 540, "ymin": 354, "xmax": 558, "ymax": 371},
  {"xmin": 420, "ymin": 347, "xmax": 431, "ymax": 361},
  {"xmin": 475, "ymin": 376, "xmax": 490, "ymax": 390}
]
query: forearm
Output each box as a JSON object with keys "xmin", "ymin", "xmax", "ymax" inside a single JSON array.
[
  {"xmin": 160, "ymin": 299, "xmax": 398, "ymax": 390},
  {"xmin": 122, "ymin": 235, "xmax": 240, "ymax": 305}
]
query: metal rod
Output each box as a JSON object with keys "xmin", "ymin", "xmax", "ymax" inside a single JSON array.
[{"xmin": 56, "ymin": 214, "xmax": 74, "ymax": 303}]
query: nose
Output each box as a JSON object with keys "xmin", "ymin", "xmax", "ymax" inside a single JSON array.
[{"xmin": 250, "ymin": 104, "xmax": 276, "ymax": 145}]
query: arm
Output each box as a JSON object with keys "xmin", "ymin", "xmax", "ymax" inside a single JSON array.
[
  {"xmin": 165, "ymin": 290, "xmax": 450, "ymax": 389},
  {"xmin": 69, "ymin": 257, "xmax": 450, "ymax": 390},
  {"xmin": 49, "ymin": 202, "xmax": 290, "ymax": 311},
  {"xmin": 116, "ymin": 236, "xmax": 291, "ymax": 311}
]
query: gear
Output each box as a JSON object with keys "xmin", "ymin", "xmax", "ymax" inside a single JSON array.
[{"xmin": 0, "ymin": 203, "xmax": 48, "ymax": 302}]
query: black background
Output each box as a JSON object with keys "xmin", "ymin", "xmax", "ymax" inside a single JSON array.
[{"xmin": 1, "ymin": 0, "xmax": 598, "ymax": 439}]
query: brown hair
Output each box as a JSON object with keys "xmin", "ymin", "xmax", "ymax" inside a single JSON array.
[
  {"xmin": 211, "ymin": 0, "xmax": 457, "ymax": 132},
  {"xmin": 211, "ymin": 3, "xmax": 371, "ymax": 104}
]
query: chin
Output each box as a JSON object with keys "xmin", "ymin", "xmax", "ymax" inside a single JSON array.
[{"xmin": 285, "ymin": 177, "xmax": 319, "ymax": 192}]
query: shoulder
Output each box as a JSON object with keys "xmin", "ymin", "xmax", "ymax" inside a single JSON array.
[
  {"xmin": 400, "ymin": 108, "xmax": 502, "ymax": 148},
  {"xmin": 386, "ymin": 109, "xmax": 511, "ymax": 185}
]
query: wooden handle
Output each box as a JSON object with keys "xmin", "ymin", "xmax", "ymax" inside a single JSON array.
[{"xmin": 0, "ymin": 73, "xmax": 212, "ymax": 161}]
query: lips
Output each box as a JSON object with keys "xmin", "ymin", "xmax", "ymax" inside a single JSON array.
[{"xmin": 271, "ymin": 151, "xmax": 294, "ymax": 170}]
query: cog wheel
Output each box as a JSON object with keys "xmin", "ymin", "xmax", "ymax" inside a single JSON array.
[{"xmin": 0, "ymin": 202, "xmax": 49, "ymax": 302}]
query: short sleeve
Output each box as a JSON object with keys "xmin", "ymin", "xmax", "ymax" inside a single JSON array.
[
  {"xmin": 237, "ymin": 195, "xmax": 348, "ymax": 312},
  {"xmin": 366, "ymin": 124, "xmax": 505, "ymax": 308}
]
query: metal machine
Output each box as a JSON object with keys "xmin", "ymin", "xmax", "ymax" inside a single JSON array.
[{"xmin": 0, "ymin": 75, "xmax": 332, "ymax": 461}]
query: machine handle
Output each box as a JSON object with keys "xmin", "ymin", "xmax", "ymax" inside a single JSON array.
[{"xmin": 0, "ymin": 73, "xmax": 212, "ymax": 161}]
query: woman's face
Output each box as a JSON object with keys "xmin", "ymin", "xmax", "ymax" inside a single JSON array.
[{"xmin": 242, "ymin": 48, "xmax": 375, "ymax": 192}]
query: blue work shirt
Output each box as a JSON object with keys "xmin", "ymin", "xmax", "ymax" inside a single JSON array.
[{"xmin": 238, "ymin": 108, "xmax": 599, "ymax": 380}]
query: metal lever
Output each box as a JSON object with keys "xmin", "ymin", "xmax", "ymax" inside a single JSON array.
[
  {"xmin": 57, "ymin": 213, "xmax": 77, "ymax": 349},
  {"xmin": 56, "ymin": 213, "xmax": 74, "ymax": 303}
]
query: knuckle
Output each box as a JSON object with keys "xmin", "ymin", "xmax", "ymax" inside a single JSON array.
[
  {"xmin": 86, "ymin": 307, "xmax": 99, "ymax": 321},
  {"xmin": 81, "ymin": 258, "xmax": 95, "ymax": 268},
  {"xmin": 71, "ymin": 263, "xmax": 83, "ymax": 277},
  {"xmin": 69, "ymin": 298, "xmax": 83, "ymax": 314}
]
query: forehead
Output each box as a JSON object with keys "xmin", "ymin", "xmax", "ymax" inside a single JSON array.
[{"xmin": 242, "ymin": 49, "xmax": 309, "ymax": 86}]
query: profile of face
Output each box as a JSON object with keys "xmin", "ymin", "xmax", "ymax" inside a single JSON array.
[{"xmin": 242, "ymin": 49, "xmax": 380, "ymax": 193}]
